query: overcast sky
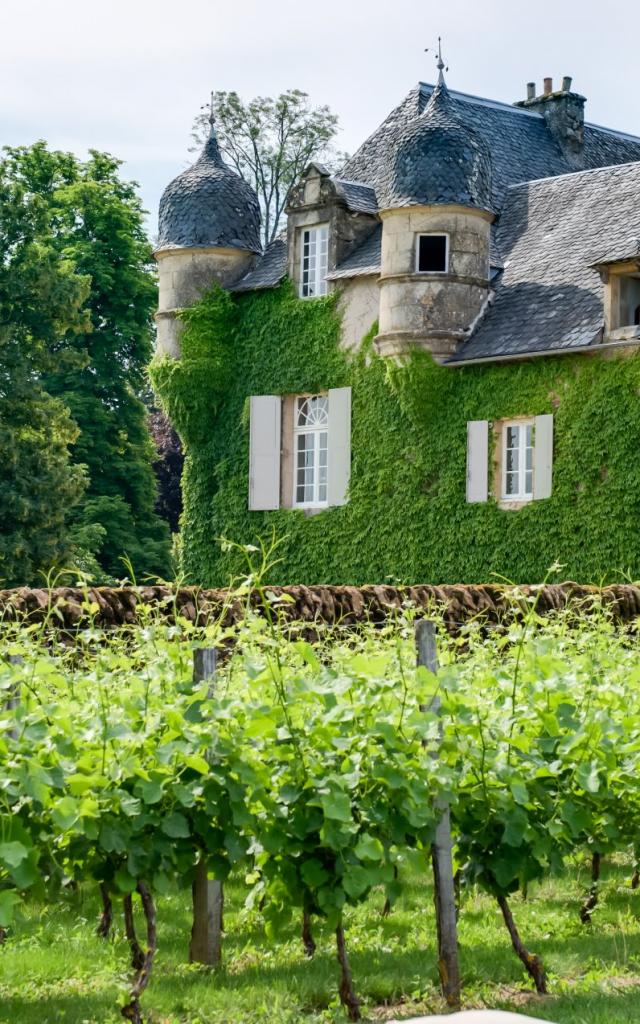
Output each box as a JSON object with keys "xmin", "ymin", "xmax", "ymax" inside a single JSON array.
[{"xmin": 2, "ymin": 0, "xmax": 639, "ymax": 236}]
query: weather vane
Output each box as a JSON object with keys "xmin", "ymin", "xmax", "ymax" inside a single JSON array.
[{"xmin": 425, "ymin": 37, "xmax": 449, "ymax": 77}]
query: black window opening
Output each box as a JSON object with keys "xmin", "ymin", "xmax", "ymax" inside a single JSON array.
[
  {"xmin": 635, "ymin": 304, "xmax": 640, "ymax": 326},
  {"xmin": 417, "ymin": 234, "xmax": 448, "ymax": 273}
]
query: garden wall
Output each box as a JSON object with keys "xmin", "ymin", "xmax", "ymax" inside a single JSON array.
[{"xmin": 1, "ymin": 582, "xmax": 639, "ymax": 630}]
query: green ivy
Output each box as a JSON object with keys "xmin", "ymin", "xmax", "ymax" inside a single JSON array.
[{"xmin": 150, "ymin": 280, "xmax": 640, "ymax": 585}]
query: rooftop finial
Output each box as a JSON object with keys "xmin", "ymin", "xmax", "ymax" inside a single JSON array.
[
  {"xmin": 200, "ymin": 92, "xmax": 216, "ymax": 129},
  {"xmin": 425, "ymin": 37, "xmax": 448, "ymax": 85}
]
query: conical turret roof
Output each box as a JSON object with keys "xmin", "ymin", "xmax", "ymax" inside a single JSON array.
[
  {"xmin": 157, "ymin": 120, "xmax": 261, "ymax": 252},
  {"xmin": 385, "ymin": 74, "xmax": 492, "ymax": 211}
]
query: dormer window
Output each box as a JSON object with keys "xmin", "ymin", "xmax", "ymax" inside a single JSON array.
[
  {"xmin": 300, "ymin": 224, "xmax": 329, "ymax": 298},
  {"xmin": 416, "ymin": 234, "xmax": 448, "ymax": 274},
  {"xmin": 615, "ymin": 273, "xmax": 640, "ymax": 330},
  {"xmin": 595, "ymin": 259, "xmax": 640, "ymax": 338}
]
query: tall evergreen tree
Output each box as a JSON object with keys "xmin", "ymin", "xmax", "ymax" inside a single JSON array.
[
  {"xmin": 0, "ymin": 152, "xmax": 90, "ymax": 586},
  {"xmin": 2, "ymin": 144, "xmax": 171, "ymax": 581}
]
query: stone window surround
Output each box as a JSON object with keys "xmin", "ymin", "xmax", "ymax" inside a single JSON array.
[
  {"xmin": 299, "ymin": 223, "xmax": 330, "ymax": 299},
  {"xmin": 491, "ymin": 417, "xmax": 535, "ymax": 510},
  {"xmin": 280, "ymin": 393, "xmax": 328, "ymax": 514},
  {"xmin": 415, "ymin": 232, "xmax": 450, "ymax": 274}
]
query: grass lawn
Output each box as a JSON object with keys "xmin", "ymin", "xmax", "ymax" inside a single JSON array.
[{"xmin": 1, "ymin": 858, "xmax": 640, "ymax": 1023}]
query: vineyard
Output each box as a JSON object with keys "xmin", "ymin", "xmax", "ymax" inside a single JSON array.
[{"xmin": 1, "ymin": 576, "xmax": 640, "ymax": 1023}]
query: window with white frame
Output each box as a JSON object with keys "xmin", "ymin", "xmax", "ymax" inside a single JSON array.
[
  {"xmin": 300, "ymin": 225, "xmax": 329, "ymax": 298},
  {"xmin": 293, "ymin": 395, "xmax": 329, "ymax": 506},
  {"xmin": 416, "ymin": 233, "xmax": 448, "ymax": 273},
  {"xmin": 502, "ymin": 420, "xmax": 534, "ymax": 500}
]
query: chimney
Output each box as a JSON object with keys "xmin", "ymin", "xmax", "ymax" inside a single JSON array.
[{"xmin": 515, "ymin": 74, "xmax": 586, "ymax": 162}]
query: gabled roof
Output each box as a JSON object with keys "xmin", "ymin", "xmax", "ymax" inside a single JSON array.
[{"xmin": 449, "ymin": 161, "xmax": 640, "ymax": 364}]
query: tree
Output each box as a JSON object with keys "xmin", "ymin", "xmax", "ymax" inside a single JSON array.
[
  {"xmin": 148, "ymin": 409, "xmax": 183, "ymax": 535},
  {"xmin": 191, "ymin": 90, "xmax": 344, "ymax": 246},
  {"xmin": 0, "ymin": 151, "xmax": 90, "ymax": 586},
  {"xmin": 2, "ymin": 143, "xmax": 172, "ymax": 582}
]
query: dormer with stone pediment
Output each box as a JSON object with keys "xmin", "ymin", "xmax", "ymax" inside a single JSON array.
[{"xmin": 285, "ymin": 163, "xmax": 378, "ymax": 299}]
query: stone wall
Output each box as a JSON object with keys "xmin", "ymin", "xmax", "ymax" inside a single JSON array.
[
  {"xmin": 1, "ymin": 582, "xmax": 638, "ymax": 631},
  {"xmin": 336, "ymin": 275, "xmax": 380, "ymax": 351},
  {"xmin": 155, "ymin": 246, "xmax": 253, "ymax": 357}
]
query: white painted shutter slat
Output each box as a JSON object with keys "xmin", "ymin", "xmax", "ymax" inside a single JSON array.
[
  {"xmin": 327, "ymin": 387, "xmax": 351, "ymax": 507},
  {"xmin": 248, "ymin": 396, "xmax": 281, "ymax": 510},
  {"xmin": 466, "ymin": 420, "xmax": 489, "ymax": 503},
  {"xmin": 534, "ymin": 414, "xmax": 553, "ymax": 500}
]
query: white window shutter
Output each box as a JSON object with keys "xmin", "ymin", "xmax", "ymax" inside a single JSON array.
[
  {"xmin": 327, "ymin": 387, "xmax": 352, "ymax": 506},
  {"xmin": 248, "ymin": 396, "xmax": 281, "ymax": 510},
  {"xmin": 534, "ymin": 414, "xmax": 553, "ymax": 499},
  {"xmin": 466, "ymin": 420, "xmax": 489, "ymax": 503}
]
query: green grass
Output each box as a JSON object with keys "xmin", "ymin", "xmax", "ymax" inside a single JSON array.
[{"xmin": 2, "ymin": 859, "xmax": 640, "ymax": 1023}]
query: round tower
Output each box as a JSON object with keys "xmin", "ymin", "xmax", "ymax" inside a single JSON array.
[
  {"xmin": 375, "ymin": 71, "xmax": 494, "ymax": 360},
  {"xmin": 155, "ymin": 112, "xmax": 261, "ymax": 357}
]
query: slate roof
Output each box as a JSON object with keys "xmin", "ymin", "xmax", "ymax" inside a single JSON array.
[
  {"xmin": 386, "ymin": 76, "xmax": 493, "ymax": 211},
  {"xmin": 333, "ymin": 178, "xmax": 378, "ymax": 215},
  {"xmin": 232, "ymin": 237, "xmax": 288, "ymax": 292},
  {"xmin": 342, "ymin": 82, "xmax": 640, "ymax": 215},
  {"xmin": 448, "ymin": 161, "xmax": 640, "ymax": 363},
  {"xmin": 589, "ymin": 237, "xmax": 640, "ymax": 267},
  {"xmin": 158, "ymin": 125, "xmax": 261, "ymax": 253},
  {"xmin": 327, "ymin": 226, "xmax": 382, "ymax": 280},
  {"xmin": 331, "ymin": 81, "xmax": 640, "ymax": 286}
]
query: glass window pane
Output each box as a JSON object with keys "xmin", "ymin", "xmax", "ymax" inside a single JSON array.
[
  {"xmin": 506, "ymin": 447, "xmax": 519, "ymax": 473},
  {"xmin": 506, "ymin": 425, "xmax": 519, "ymax": 449},
  {"xmin": 525, "ymin": 470, "xmax": 533, "ymax": 495}
]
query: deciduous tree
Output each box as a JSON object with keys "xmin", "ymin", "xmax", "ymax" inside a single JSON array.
[
  {"xmin": 2, "ymin": 143, "xmax": 171, "ymax": 581},
  {"xmin": 191, "ymin": 90, "xmax": 344, "ymax": 246},
  {"xmin": 0, "ymin": 152, "xmax": 89, "ymax": 585}
]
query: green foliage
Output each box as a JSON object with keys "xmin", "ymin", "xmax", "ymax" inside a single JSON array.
[
  {"xmin": 2, "ymin": 592, "xmax": 640, "ymax": 1019},
  {"xmin": 2, "ymin": 142, "xmax": 171, "ymax": 582},
  {"xmin": 0, "ymin": 149, "xmax": 90, "ymax": 586},
  {"xmin": 151, "ymin": 280, "xmax": 640, "ymax": 587}
]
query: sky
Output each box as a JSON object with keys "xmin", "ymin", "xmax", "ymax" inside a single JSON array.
[{"xmin": 2, "ymin": 0, "xmax": 639, "ymax": 237}]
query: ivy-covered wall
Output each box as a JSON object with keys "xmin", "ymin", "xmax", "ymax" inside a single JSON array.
[{"xmin": 150, "ymin": 282, "xmax": 640, "ymax": 586}]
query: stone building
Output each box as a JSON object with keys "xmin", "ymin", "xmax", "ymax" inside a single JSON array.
[{"xmin": 152, "ymin": 67, "xmax": 640, "ymax": 585}]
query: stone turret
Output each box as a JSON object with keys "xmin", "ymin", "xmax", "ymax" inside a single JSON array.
[
  {"xmin": 375, "ymin": 72, "xmax": 494, "ymax": 360},
  {"xmin": 155, "ymin": 114, "xmax": 261, "ymax": 357}
]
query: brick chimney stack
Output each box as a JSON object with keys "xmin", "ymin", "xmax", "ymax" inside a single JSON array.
[{"xmin": 515, "ymin": 75, "xmax": 586, "ymax": 163}]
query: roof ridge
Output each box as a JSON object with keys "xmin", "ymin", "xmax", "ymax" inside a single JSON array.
[
  {"xmin": 418, "ymin": 81, "xmax": 544, "ymax": 119},
  {"xmin": 585, "ymin": 121, "xmax": 640, "ymax": 144},
  {"xmin": 504, "ymin": 158, "xmax": 640, "ymax": 193},
  {"xmin": 419, "ymin": 80, "xmax": 640, "ymax": 143}
]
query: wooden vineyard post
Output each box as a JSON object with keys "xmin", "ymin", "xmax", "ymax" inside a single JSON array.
[
  {"xmin": 189, "ymin": 648, "xmax": 223, "ymax": 967},
  {"xmin": 416, "ymin": 619, "xmax": 461, "ymax": 1009}
]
